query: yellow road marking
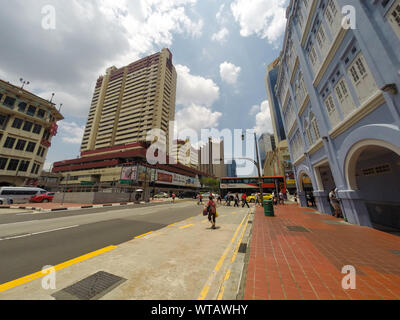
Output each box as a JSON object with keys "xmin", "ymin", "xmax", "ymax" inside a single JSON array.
[
  {"xmin": 134, "ymin": 231, "xmax": 154, "ymax": 239},
  {"xmin": 217, "ymin": 286, "xmax": 225, "ymax": 300},
  {"xmin": 218, "ymin": 215, "xmax": 250, "ymax": 300},
  {"xmin": 168, "ymin": 222, "xmax": 178, "ymax": 227},
  {"xmin": 232, "ymin": 217, "xmax": 250, "ymax": 264},
  {"xmin": 197, "ymin": 213, "xmax": 248, "ymax": 300},
  {"xmin": 0, "ymin": 245, "xmax": 117, "ymax": 293},
  {"xmin": 179, "ymin": 224, "xmax": 194, "ymax": 229}
]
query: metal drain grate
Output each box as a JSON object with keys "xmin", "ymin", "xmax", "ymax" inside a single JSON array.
[
  {"xmin": 238, "ymin": 243, "xmax": 247, "ymax": 253},
  {"xmin": 52, "ymin": 271, "xmax": 126, "ymax": 300},
  {"xmin": 287, "ymin": 226, "xmax": 310, "ymax": 232},
  {"xmin": 247, "ymin": 221, "xmax": 252, "ymax": 224}
]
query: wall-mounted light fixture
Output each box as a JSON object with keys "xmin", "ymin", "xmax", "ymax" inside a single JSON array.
[{"xmin": 381, "ymin": 83, "xmax": 398, "ymax": 95}]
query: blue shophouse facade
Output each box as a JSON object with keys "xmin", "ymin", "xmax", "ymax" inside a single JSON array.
[{"xmin": 273, "ymin": 0, "xmax": 400, "ymax": 229}]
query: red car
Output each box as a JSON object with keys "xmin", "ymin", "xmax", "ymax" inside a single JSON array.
[{"xmin": 30, "ymin": 192, "xmax": 55, "ymax": 203}]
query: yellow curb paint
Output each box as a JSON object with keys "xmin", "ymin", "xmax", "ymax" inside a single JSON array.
[
  {"xmin": 134, "ymin": 231, "xmax": 154, "ymax": 239},
  {"xmin": 197, "ymin": 213, "xmax": 248, "ymax": 300},
  {"xmin": 198, "ymin": 285, "xmax": 210, "ymax": 300},
  {"xmin": 179, "ymin": 224, "xmax": 194, "ymax": 229},
  {"xmin": 168, "ymin": 222, "xmax": 178, "ymax": 227},
  {"xmin": 217, "ymin": 286, "xmax": 225, "ymax": 300},
  {"xmin": 232, "ymin": 217, "xmax": 250, "ymax": 264},
  {"xmin": 217, "ymin": 216, "xmax": 250, "ymax": 301},
  {"xmin": 0, "ymin": 245, "xmax": 117, "ymax": 293},
  {"xmin": 224, "ymin": 269, "xmax": 231, "ymax": 281}
]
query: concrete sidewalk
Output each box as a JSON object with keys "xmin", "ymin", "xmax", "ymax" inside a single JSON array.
[
  {"xmin": 0, "ymin": 204, "xmax": 254, "ymax": 300},
  {"xmin": 244, "ymin": 204, "xmax": 400, "ymax": 300}
]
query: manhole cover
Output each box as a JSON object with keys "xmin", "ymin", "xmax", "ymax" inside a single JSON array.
[
  {"xmin": 52, "ymin": 271, "xmax": 126, "ymax": 300},
  {"xmin": 287, "ymin": 226, "xmax": 310, "ymax": 232},
  {"xmin": 391, "ymin": 250, "xmax": 400, "ymax": 256},
  {"xmin": 238, "ymin": 243, "xmax": 247, "ymax": 253}
]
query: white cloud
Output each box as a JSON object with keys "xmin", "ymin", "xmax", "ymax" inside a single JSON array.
[
  {"xmin": 175, "ymin": 104, "xmax": 222, "ymax": 133},
  {"xmin": 58, "ymin": 121, "xmax": 85, "ymax": 144},
  {"xmin": 174, "ymin": 65, "xmax": 222, "ymax": 140},
  {"xmin": 253, "ymin": 100, "xmax": 273, "ymax": 135},
  {"xmin": 176, "ymin": 64, "xmax": 220, "ymax": 107},
  {"xmin": 249, "ymin": 105, "xmax": 260, "ymax": 116},
  {"xmin": 231, "ymin": 0, "xmax": 288, "ymax": 43},
  {"xmin": 0, "ymin": 1, "xmax": 204, "ymax": 119},
  {"xmin": 211, "ymin": 27, "xmax": 229, "ymax": 43},
  {"xmin": 219, "ymin": 62, "xmax": 241, "ymax": 85}
]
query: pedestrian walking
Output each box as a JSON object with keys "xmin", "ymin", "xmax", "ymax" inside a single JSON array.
[
  {"xmin": 255, "ymin": 193, "xmax": 260, "ymax": 206},
  {"xmin": 294, "ymin": 191, "xmax": 298, "ymax": 203},
  {"xmin": 272, "ymin": 191, "xmax": 278, "ymax": 206},
  {"xmin": 197, "ymin": 193, "xmax": 203, "ymax": 205},
  {"xmin": 234, "ymin": 193, "xmax": 240, "ymax": 207},
  {"xmin": 172, "ymin": 192, "xmax": 176, "ymax": 203},
  {"xmin": 279, "ymin": 191, "xmax": 284, "ymax": 205},
  {"xmin": 329, "ymin": 188, "xmax": 342, "ymax": 218},
  {"xmin": 241, "ymin": 193, "xmax": 250, "ymax": 208},
  {"xmin": 217, "ymin": 195, "xmax": 222, "ymax": 204},
  {"xmin": 206, "ymin": 196, "xmax": 217, "ymax": 229}
]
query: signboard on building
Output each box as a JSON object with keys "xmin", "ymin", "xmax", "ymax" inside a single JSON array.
[
  {"xmin": 121, "ymin": 166, "xmax": 138, "ymax": 182},
  {"xmin": 155, "ymin": 169, "xmax": 201, "ymax": 188}
]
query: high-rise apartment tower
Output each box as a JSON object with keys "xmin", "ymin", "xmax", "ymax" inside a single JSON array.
[{"xmin": 81, "ymin": 48, "xmax": 177, "ymax": 152}]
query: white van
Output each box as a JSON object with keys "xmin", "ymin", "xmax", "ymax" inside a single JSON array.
[{"xmin": 0, "ymin": 187, "xmax": 47, "ymax": 204}]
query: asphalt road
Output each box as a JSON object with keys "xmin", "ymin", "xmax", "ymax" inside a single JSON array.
[{"xmin": 0, "ymin": 201, "xmax": 201, "ymax": 284}]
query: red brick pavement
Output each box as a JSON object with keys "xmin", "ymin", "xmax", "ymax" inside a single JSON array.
[{"xmin": 244, "ymin": 203, "xmax": 400, "ymax": 300}]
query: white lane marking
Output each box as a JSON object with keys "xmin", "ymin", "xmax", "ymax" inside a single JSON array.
[
  {"xmin": 16, "ymin": 212, "xmax": 36, "ymax": 216},
  {"xmin": 30, "ymin": 225, "xmax": 80, "ymax": 235},
  {"xmin": 0, "ymin": 225, "xmax": 80, "ymax": 241}
]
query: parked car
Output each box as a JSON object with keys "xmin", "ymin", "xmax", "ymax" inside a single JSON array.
[
  {"xmin": 0, "ymin": 187, "xmax": 47, "ymax": 204},
  {"xmin": 30, "ymin": 192, "xmax": 55, "ymax": 203},
  {"xmin": 246, "ymin": 193, "xmax": 273, "ymax": 203},
  {"xmin": 153, "ymin": 192, "xmax": 169, "ymax": 199}
]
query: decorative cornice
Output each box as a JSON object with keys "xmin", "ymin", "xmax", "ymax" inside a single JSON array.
[
  {"xmin": 298, "ymin": 95, "xmax": 310, "ymax": 116},
  {"xmin": 313, "ymin": 27, "xmax": 349, "ymax": 87},
  {"xmin": 329, "ymin": 91, "xmax": 386, "ymax": 139},
  {"xmin": 290, "ymin": 58, "xmax": 299, "ymax": 84},
  {"xmin": 307, "ymin": 138, "xmax": 323, "ymax": 155},
  {"xmin": 300, "ymin": 0, "xmax": 319, "ymax": 47},
  {"xmin": 288, "ymin": 120, "xmax": 297, "ymax": 138},
  {"xmin": 293, "ymin": 154, "xmax": 306, "ymax": 166}
]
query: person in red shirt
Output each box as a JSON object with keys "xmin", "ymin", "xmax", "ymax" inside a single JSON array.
[
  {"xmin": 241, "ymin": 193, "xmax": 250, "ymax": 208},
  {"xmin": 206, "ymin": 196, "xmax": 217, "ymax": 229},
  {"xmin": 172, "ymin": 193, "xmax": 176, "ymax": 203}
]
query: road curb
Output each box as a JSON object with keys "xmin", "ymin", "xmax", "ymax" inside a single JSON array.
[
  {"xmin": 236, "ymin": 207, "xmax": 255, "ymax": 300},
  {"xmin": 0, "ymin": 200, "xmax": 189, "ymax": 213},
  {"xmin": 0, "ymin": 202, "xmax": 141, "ymax": 213}
]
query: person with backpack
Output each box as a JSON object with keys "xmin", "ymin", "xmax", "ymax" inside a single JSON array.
[{"xmin": 206, "ymin": 196, "xmax": 217, "ymax": 229}]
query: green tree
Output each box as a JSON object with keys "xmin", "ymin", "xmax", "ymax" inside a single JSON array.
[{"xmin": 200, "ymin": 177, "xmax": 220, "ymax": 192}]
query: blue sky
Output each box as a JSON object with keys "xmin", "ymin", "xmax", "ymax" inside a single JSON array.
[{"xmin": 0, "ymin": 0, "xmax": 289, "ymax": 175}]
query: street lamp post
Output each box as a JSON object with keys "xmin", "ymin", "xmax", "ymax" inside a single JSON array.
[{"xmin": 240, "ymin": 132, "xmax": 263, "ymax": 203}]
